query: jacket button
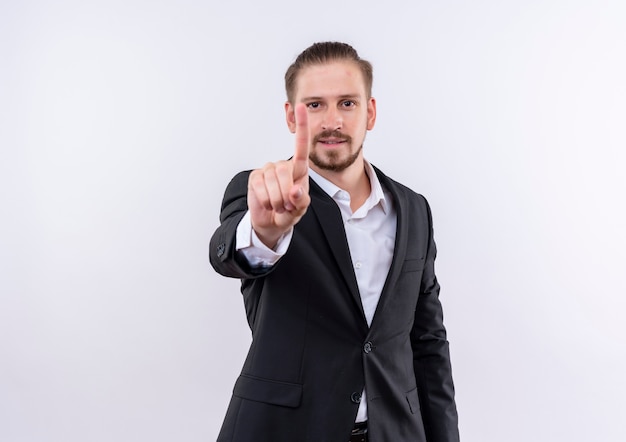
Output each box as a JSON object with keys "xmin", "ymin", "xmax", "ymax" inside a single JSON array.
[
  {"xmin": 351, "ymin": 392, "xmax": 362, "ymax": 404},
  {"xmin": 363, "ymin": 341, "xmax": 373, "ymax": 354}
]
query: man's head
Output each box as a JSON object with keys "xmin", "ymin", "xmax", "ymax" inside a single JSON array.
[
  {"xmin": 285, "ymin": 42, "xmax": 373, "ymax": 104},
  {"xmin": 284, "ymin": 42, "xmax": 377, "ymax": 175}
]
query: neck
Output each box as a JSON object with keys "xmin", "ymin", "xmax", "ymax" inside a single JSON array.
[{"xmin": 311, "ymin": 158, "xmax": 371, "ymax": 212}]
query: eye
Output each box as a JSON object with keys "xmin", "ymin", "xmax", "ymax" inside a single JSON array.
[
  {"xmin": 307, "ymin": 102, "xmax": 320, "ymax": 109},
  {"xmin": 341, "ymin": 100, "xmax": 356, "ymax": 108}
]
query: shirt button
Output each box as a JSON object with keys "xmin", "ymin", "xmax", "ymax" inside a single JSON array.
[
  {"xmin": 351, "ymin": 391, "xmax": 362, "ymax": 404},
  {"xmin": 355, "ymin": 262, "xmax": 362, "ymax": 269},
  {"xmin": 364, "ymin": 341, "xmax": 373, "ymax": 354}
]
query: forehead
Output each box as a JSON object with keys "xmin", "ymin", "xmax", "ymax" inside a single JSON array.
[{"xmin": 294, "ymin": 61, "xmax": 366, "ymax": 101}]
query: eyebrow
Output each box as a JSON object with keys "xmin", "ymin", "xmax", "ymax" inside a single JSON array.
[{"xmin": 300, "ymin": 94, "xmax": 361, "ymax": 102}]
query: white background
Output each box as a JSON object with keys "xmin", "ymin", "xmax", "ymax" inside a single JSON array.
[{"xmin": 1, "ymin": 1, "xmax": 625, "ymax": 441}]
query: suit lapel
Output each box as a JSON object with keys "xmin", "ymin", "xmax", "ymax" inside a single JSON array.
[
  {"xmin": 308, "ymin": 179, "xmax": 365, "ymax": 321},
  {"xmin": 368, "ymin": 169, "xmax": 409, "ymax": 331}
]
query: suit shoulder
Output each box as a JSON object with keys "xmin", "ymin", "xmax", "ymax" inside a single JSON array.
[
  {"xmin": 372, "ymin": 164, "xmax": 429, "ymax": 205},
  {"xmin": 226, "ymin": 169, "xmax": 253, "ymax": 190},
  {"xmin": 218, "ymin": 169, "xmax": 253, "ymax": 217}
]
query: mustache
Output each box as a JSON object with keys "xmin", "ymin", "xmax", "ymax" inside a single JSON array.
[{"xmin": 312, "ymin": 130, "xmax": 352, "ymax": 144}]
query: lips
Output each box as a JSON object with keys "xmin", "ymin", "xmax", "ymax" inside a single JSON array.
[
  {"xmin": 313, "ymin": 130, "xmax": 352, "ymax": 148},
  {"xmin": 319, "ymin": 138, "xmax": 347, "ymax": 145}
]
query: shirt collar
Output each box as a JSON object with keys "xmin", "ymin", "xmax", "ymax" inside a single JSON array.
[{"xmin": 309, "ymin": 160, "xmax": 390, "ymax": 214}]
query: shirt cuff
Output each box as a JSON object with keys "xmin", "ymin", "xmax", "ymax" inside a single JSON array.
[{"xmin": 236, "ymin": 211, "xmax": 293, "ymax": 267}]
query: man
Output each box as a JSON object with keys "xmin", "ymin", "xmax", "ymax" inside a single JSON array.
[{"xmin": 210, "ymin": 42, "xmax": 459, "ymax": 442}]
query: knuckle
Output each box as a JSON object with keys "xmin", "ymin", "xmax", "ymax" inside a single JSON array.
[
  {"xmin": 263, "ymin": 166, "xmax": 278, "ymax": 180},
  {"xmin": 275, "ymin": 162, "xmax": 291, "ymax": 176},
  {"xmin": 248, "ymin": 172, "xmax": 264, "ymax": 189},
  {"xmin": 262, "ymin": 162, "xmax": 276, "ymax": 172}
]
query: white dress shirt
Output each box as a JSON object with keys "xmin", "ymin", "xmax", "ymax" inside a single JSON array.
[{"xmin": 236, "ymin": 160, "xmax": 397, "ymax": 423}]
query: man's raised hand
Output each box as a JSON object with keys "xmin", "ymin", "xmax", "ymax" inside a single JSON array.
[{"xmin": 247, "ymin": 103, "xmax": 311, "ymax": 248}]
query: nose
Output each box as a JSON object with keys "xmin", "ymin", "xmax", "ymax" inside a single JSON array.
[{"xmin": 321, "ymin": 107, "xmax": 342, "ymax": 131}]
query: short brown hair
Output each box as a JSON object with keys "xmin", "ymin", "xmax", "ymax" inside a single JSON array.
[{"xmin": 284, "ymin": 42, "xmax": 373, "ymax": 103}]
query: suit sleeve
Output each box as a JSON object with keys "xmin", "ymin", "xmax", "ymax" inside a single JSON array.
[{"xmin": 410, "ymin": 196, "xmax": 460, "ymax": 442}]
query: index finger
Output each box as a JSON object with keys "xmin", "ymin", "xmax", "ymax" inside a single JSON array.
[{"xmin": 292, "ymin": 103, "xmax": 309, "ymax": 180}]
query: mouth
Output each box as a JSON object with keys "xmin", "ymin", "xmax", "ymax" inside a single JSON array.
[
  {"xmin": 313, "ymin": 130, "xmax": 352, "ymax": 149},
  {"xmin": 318, "ymin": 138, "xmax": 347, "ymax": 146}
]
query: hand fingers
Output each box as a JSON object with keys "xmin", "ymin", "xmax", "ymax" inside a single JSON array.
[
  {"xmin": 270, "ymin": 162, "xmax": 295, "ymax": 212},
  {"xmin": 247, "ymin": 168, "xmax": 273, "ymax": 212},
  {"xmin": 249, "ymin": 162, "xmax": 295, "ymax": 213},
  {"xmin": 247, "ymin": 103, "xmax": 311, "ymax": 239},
  {"xmin": 292, "ymin": 103, "xmax": 309, "ymax": 181}
]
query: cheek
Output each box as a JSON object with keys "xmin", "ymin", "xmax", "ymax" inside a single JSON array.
[
  {"xmin": 355, "ymin": 116, "xmax": 370, "ymax": 133},
  {"xmin": 307, "ymin": 115, "xmax": 324, "ymax": 130}
]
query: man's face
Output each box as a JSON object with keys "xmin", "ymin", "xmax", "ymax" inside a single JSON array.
[{"xmin": 286, "ymin": 60, "xmax": 376, "ymax": 174}]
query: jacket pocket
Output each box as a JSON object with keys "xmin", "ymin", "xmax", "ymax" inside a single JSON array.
[
  {"xmin": 405, "ymin": 386, "xmax": 421, "ymax": 414},
  {"xmin": 233, "ymin": 374, "xmax": 302, "ymax": 408}
]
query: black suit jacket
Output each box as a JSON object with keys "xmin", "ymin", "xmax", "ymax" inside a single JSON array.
[{"xmin": 210, "ymin": 165, "xmax": 459, "ymax": 442}]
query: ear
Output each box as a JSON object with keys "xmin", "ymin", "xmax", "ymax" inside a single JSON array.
[
  {"xmin": 285, "ymin": 101, "xmax": 296, "ymax": 133},
  {"xmin": 366, "ymin": 97, "xmax": 377, "ymax": 130}
]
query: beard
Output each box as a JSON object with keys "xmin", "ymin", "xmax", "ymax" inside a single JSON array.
[{"xmin": 309, "ymin": 130, "xmax": 363, "ymax": 172}]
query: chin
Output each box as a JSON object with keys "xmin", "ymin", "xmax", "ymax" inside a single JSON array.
[{"xmin": 310, "ymin": 146, "xmax": 362, "ymax": 173}]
